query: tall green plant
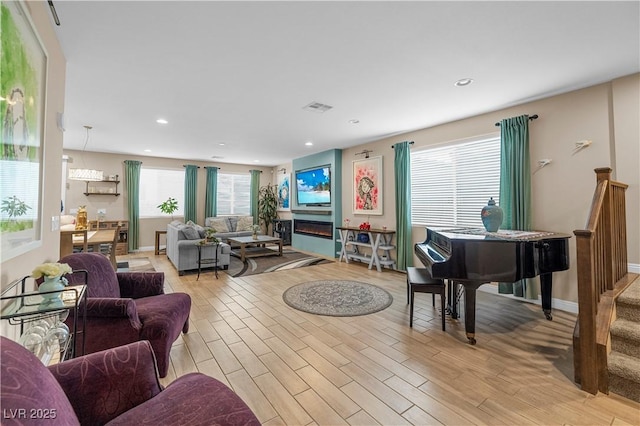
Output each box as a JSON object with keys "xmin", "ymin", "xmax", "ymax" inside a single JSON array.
[{"xmin": 258, "ymin": 185, "xmax": 278, "ymax": 233}]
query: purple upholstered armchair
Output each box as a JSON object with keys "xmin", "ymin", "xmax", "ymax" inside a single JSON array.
[
  {"xmin": 59, "ymin": 252, "xmax": 191, "ymax": 377},
  {"xmin": 1, "ymin": 337, "xmax": 261, "ymax": 425}
]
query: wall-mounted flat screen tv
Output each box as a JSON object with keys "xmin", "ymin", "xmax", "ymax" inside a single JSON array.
[{"xmin": 295, "ymin": 165, "xmax": 331, "ymax": 206}]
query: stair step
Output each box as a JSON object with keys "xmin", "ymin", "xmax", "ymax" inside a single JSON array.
[
  {"xmin": 611, "ymin": 318, "xmax": 640, "ymax": 358},
  {"xmin": 608, "ymin": 351, "xmax": 640, "ymax": 403},
  {"xmin": 617, "ymin": 279, "xmax": 640, "ymax": 322}
]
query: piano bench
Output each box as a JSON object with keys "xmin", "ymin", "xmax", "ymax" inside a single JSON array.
[{"xmin": 406, "ymin": 267, "xmax": 446, "ymax": 330}]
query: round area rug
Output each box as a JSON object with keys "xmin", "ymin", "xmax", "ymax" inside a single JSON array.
[{"xmin": 282, "ymin": 280, "xmax": 393, "ymax": 317}]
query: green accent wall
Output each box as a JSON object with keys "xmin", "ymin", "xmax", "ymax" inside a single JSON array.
[{"xmin": 291, "ymin": 149, "xmax": 342, "ymax": 258}]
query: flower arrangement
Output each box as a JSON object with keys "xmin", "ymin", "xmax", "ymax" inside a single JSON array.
[
  {"xmin": 32, "ymin": 262, "xmax": 72, "ymax": 279},
  {"xmin": 251, "ymin": 224, "xmax": 261, "ymax": 233},
  {"xmin": 358, "ymin": 221, "xmax": 371, "ymax": 231},
  {"xmin": 205, "ymin": 227, "xmax": 218, "ymax": 239}
]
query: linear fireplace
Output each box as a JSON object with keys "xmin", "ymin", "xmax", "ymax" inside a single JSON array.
[{"xmin": 294, "ymin": 219, "xmax": 333, "ymax": 240}]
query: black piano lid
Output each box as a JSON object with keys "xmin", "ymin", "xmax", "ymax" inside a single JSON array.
[{"xmin": 428, "ymin": 227, "xmax": 571, "ymax": 242}]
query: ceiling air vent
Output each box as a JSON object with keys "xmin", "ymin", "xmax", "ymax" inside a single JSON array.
[{"xmin": 302, "ymin": 102, "xmax": 333, "ymax": 113}]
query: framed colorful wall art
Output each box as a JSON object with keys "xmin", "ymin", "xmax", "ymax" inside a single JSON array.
[
  {"xmin": 277, "ymin": 173, "xmax": 290, "ymax": 211},
  {"xmin": 353, "ymin": 156, "xmax": 382, "ymax": 215}
]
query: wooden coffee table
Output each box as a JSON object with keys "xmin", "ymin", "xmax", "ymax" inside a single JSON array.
[{"xmin": 227, "ymin": 235, "xmax": 283, "ymax": 262}]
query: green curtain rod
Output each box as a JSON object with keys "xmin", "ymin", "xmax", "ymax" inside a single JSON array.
[{"xmin": 495, "ymin": 114, "xmax": 538, "ymax": 127}]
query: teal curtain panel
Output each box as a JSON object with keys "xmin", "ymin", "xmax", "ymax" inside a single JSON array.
[
  {"xmin": 394, "ymin": 141, "xmax": 413, "ymax": 271},
  {"xmin": 184, "ymin": 165, "xmax": 198, "ymax": 223},
  {"xmin": 498, "ymin": 115, "xmax": 534, "ymax": 298},
  {"xmin": 250, "ymin": 170, "xmax": 261, "ymax": 224},
  {"xmin": 123, "ymin": 160, "xmax": 142, "ymax": 251},
  {"xmin": 205, "ymin": 167, "xmax": 218, "ymax": 218}
]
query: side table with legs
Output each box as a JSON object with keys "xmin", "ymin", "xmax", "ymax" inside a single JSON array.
[
  {"xmin": 196, "ymin": 241, "xmax": 220, "ymax": 280},
  {"xmin": 155, "ymin": 230, "xmax": 167, "ymax": 255}
]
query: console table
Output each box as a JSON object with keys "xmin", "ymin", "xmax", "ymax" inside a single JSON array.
[{"xmin": 336, "ymin": 226, "xmax": 396, "ymax": 272}]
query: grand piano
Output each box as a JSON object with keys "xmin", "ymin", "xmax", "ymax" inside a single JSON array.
[{"xmin": 415, "ymin": 227, "xmax": 570, "ymax": 344}]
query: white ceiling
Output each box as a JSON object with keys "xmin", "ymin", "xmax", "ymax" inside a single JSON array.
[{"xmin": 53, "ymin": 1, "xmax": 640, "ymax": 167}]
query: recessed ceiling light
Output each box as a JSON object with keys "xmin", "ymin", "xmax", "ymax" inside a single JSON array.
[
  {"xmin": 454, "ymin": 78, "xmax": 474, "ymax": 87},
  {"xmin": 219, "ymin": 143, "xmax": 225, "ymax": 146},
  {"xmin": 348, "ymin": 119, "xmax": 360, "ymax": 124},
  {"xmin": 156, "ymin": 118, "xmax": 168, "ymax": 124},
  {"xmin": 305, "ymin": 141, "xmax": 313, "ymax": 146},
  {"xmin": 144, "ymin": 149, "xmax": 151, "ymax": 153},
  {"xmin": 253, "ymin": 160, "xmax": 260, "ymax": 163}
]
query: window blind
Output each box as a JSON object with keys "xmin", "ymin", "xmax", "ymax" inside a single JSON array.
[
  {"xmin": 216, "ymin": 172, "xmax": 250, "ymax": 216},
  {"xmin": 411, "ymin": 136, "xmax": 501, "ymax": 228},
  {"xmin": 139, "ymin": 168, "xmax": 185, "ymax": 217}
]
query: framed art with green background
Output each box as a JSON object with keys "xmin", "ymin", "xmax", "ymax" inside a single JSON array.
[{"xmin": 0, "ymin": 1, "xmax": 47, "ymax": 261}]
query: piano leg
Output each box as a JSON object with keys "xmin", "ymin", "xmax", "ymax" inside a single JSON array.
[
  {"xmin": 447, "ymin": 280, "xmax": 459, "ymax": 319},
  {"xmin": 540, "ymin": 272, "xmax": 553, "ymax": 320},
  {"xmin": 460, "ymin": 281, "xmax": 486, "ymax": 345}
]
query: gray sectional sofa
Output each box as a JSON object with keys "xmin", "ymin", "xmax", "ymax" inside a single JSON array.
[
  {"xmin": 166, "ymin": 216, "xmax": 259, "ymax": 275},
  {"xmin": 166, "ymin": 221, "xmax": 231, "ymax": 275},
  {"xmin": 204, "ymin": 216, "xmax": 258, "ymax": 242}
]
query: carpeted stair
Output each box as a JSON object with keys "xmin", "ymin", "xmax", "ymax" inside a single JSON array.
[{"xmin": 608, "ymin": 278, "xmax": 640, "ymax": 402}]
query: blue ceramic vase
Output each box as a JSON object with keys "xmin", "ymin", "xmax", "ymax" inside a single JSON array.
[
  {"xmin": 38, "ymin": 276, "xmax": 67, "ymax": 308},
  {"xmin": 481, "ymin": 197, "xmax": 503, "ymax": 233}
]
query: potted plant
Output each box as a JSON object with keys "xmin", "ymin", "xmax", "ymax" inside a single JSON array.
[
  {"xmin": 251, "ymin": 224, "xmax": 261, "ymax": 240},
  {"xmin": 258, "ymin": 184, "xmax": 278, "ymax": 234},
  {"xmin": 157, "ymin": 197, "xmax": 178, "ymax": 220},
  {"xmin": 204, "ymin": 227, "xmax": 219, "ymax": 243}
]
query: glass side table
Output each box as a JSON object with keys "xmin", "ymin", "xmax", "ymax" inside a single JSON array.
[
  {"xmin": 196, "ymin": 241, "xmax": 220, "ymax": 280},
  {"xmin": 1, "ymin": 274, "xmax": 88, "ymax": 364}
]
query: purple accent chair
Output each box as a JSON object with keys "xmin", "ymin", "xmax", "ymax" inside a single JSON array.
[
  {"xmin": 0, "ymin": 337, "xmax": 261, "ymax": 425},
  {"xmin": 59, "ymin": 252, "xmax": 191, "ymax": 377}
]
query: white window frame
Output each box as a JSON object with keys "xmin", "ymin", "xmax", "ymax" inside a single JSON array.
[
  {"xmin": 216, "ymin": 172, "xmax": 251, "ymax": 216},
  {"xmin": 410, "ymin": 134, "xmax": 501, "ymax": 228},
  {"xmin": 139, "ymin": 167, "xmax": 185, "ymax": 218}
]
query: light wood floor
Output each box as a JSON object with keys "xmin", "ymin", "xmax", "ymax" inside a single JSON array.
[{"xmin": 125, "ymin": 251, "xmax": 640, "ymax": 425}]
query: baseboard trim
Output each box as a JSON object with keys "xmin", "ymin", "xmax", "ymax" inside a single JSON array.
[
  {"xmin": 478, "ymin": 284, "xmax": 578, "ymax": 314},
  {"xmin": 629, "ymin": 263, "xmax": 640, "ymax": 274}
]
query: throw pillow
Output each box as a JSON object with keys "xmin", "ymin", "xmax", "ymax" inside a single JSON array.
[
  {"xmin": 235, "ymin": 216, "xmax": 255, "ymax": 232},
  {"xmin": 206, "ymin": 218, "xmax": 229, "ymax": 233},
  {"xmin": 181, "ymin": 226, "xmax": 201, "ymax": 240},
  {"xmin": 186, "ymin": 221, "xmax": 203, "ymax": 234},
  {"xmin": 194, "ymin": 224, "xmax": 206, "ymax": 238}
]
